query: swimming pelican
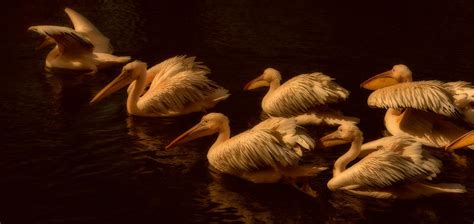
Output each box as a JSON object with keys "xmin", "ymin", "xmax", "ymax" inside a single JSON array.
[
  {"xmin": 28, "ymin": 7, "xmax": 130, "ymax": 72},
  {"xmin": 362, "ymin": 64, "xmax": 473, "ymax": 126},
  {"xmin": 361, "ymin": 64, "xmax": 474, "ymax": 150},
  {"xmin": 166, "ymin": 113, "xmax": 328, "ymax": 197},
  {"xmin": 244, "ymin": 68, "xmax": 358, "ymax": 125},
  {"xmin": 90, "ymin": 58, "xmax": 230, "ymax": 117},
  {"xmin": 319, "ymin": 123, "xmax": 466, "ymax": 199}
]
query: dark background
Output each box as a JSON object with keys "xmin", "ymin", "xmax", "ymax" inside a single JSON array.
[{"xmin": 2, "ymin": 0, "xmax": 474, "ymax": 223}]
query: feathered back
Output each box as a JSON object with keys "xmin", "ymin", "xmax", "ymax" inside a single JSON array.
[
  {"xmin": 368, "ymin": 81, "xmax": 459, "ymax": 118},
  {"xmin": 148, "ymin": 56, "xmax": 210, "ymax": 90},
  {"xmin": 208, "ymin": 118, "xmax": 314, "ymax": 174},
  {"xmin": 263, "ymin": 73, "xmax": 349, "ymax": 117}
]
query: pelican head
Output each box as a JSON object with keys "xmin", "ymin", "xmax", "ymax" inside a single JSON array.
[
  {"xmin": 166, "ymin": 113, "xmax": 229, "ymax": 150},
  {"xmin": 445, "ymin": 130, "xmax": 474, "ymax": 151},
  {"xmin": 320, "ymin": 123, "xmax": 362, "ymax": 147},
  {"xmin": 90, "ymin": 60, "xmax": 147, "ymax": 104},
  {"xmin": 244, "ymin": 67, "xmax": 282, "ymax": 90},
  {"xmin": 361, "ymin": 64, "xmax": 413, "ymax": 90}
]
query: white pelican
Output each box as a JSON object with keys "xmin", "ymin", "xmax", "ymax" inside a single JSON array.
[
  {"xmin": 90, "ymin": 58, "xmax": 230, "ymax": 117},
  {"xmin": 28, "ymin": 7, "xmax": 130, "ymax": 72},
  {"xmin": 362, "ymin": 64, "xmax": 473, "ymax": 126},
  {"xmin": 319, "ymin": 123, "xmax": 466, "ymax": 199},
  {"xmin": 361, "ymin": 64, "xmax": 474, "ymax": 150},
  {"xmin": 244, "ymin": 68, "xmax": 358, "ymax": 125},
  {"xmin": 166, "ymin": 113, "xmax": 328, "ymax": 197}
]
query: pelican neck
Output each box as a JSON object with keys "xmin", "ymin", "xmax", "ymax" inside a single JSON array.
[{"xmin": 333, "ymin": 134, "xmax": 363, "ymax": 177}]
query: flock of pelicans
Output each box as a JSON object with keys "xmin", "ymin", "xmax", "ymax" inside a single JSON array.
[{"xmin": 29, "ymin": 8, "xmax": 474, "ymax": 199}]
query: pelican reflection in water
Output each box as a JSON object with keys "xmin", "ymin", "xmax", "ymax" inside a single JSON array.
[{"xmin": 166, "ymin": 113, "xmax": 328, "ymax": 197}]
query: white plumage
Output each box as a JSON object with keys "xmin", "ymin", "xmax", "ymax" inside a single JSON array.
[
  {"xmin": 262, "ymin": 73, "xmax": 349, "ymax": 117},
  {"xmin": 28, "ymin": 8, "xmax": 130, "ymax": 72},
  {"xmin": 368, "ymin": 81, "xmax": 459, "ymax": 118},
  {"xmin": 207, "ymin": 117, "xmax": 314, "ymax": 175},
  {"xmin": 244, "ymin": 68, "xmax": 355, "ymax": 125},
  {"xmin": 166, "ymin": 113, "xmax": 327, "ymax": 196},
  {"xmin": 361, "ymin": 64, "xmax": 474, "ymax": 150},
  {"xmin": 320, "ymin": 123, "xmax": 465, "ymax": 199},
  {"xmin": 443, "ymin": 81, "xmax": 474, "ymax": 125},
  {"xmin": 90, "ymin": 57, "xmax": 230, "ymax": 117}
]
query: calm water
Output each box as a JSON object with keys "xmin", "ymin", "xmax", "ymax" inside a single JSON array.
[{"xmin": 3, "ymin": 0, "xmax": 474, "ymax": 223}]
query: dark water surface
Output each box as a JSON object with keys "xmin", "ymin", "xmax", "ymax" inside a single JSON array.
[{"xmin": 3, "ymin": 0, "xmax": 474, "ymax": 223}]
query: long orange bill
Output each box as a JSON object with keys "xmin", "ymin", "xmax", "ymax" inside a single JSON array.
[
  {"xmin": 165, "ymin": 123, "xmax": 209, "ymax": 150},
  {"xmin": 360, "ymin": 70, "xmax": 399, "ymax": 90}
]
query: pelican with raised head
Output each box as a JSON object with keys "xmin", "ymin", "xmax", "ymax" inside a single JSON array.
[
  {"xmin": 244, "ymin": 68, "xmax": 358, "ymax": 125},
  {"xmin": 166, "ymin": 113, "xmax": 328, "ymax": 197},
  {"xmin": 90, "ymin": 58, "xmax": 229, "ymax": 117},
  {"xmin": 361, "ymin": 64, "xmax": 474, "ymax": 150},
  {"xmin": 319, "ymin": 123, "xmax": 466, "ymax": 199},
  {"xmin": 28, "ymin": 7, "xmax": 130, "ymax": 73}
]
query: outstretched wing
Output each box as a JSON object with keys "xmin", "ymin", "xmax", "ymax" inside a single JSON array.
[
  {"xmin": 367, "ymin": 81, "xmax": 458, "ymax": 118},
  {"xmin": 263, "ymin": 73, "xmax": 349, "ymax": 117},
  {"xmin": 28, "ymin": 25, "xmax": 93, "ymax": 56},
  {"xmin": 65, "ymin": 7, "xmax": 112, "ymax": 53}
]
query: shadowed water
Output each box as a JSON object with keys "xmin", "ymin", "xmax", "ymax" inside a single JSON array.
[{"xmin": 2, "ymin": 0, "xmax": 474, "ymax": 223}]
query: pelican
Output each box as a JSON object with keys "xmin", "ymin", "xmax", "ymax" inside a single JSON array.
[
  {"xmin": 319, "ymin": 123, "xmax": 466, "ymax": 199},
  {"xmin": 28, "ymin": 7, "xmax": 130, "ymax": 73},
  {"xmin": 90, "ymin": 58, "xmax": 230, "ymax": 117},
  {"xmin": 362, "ymin": 64, "xmax": 473, "ymax": 125},
  {"xmin": 166, "ymin": 113, "xmax": 328, "ymax": 197},
  {"xmin": 361, "ymin": 64, "xmax": 474, "ymax": 150},
  {"xmin": 244, "ymin": 68, "xmax": 358, "ymax": 125}
]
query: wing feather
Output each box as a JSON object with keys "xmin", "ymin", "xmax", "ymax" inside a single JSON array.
[
  {"xmin": 209, "ymin": 118, "xmax": 314, "ymax": 174},
  {"xmin": 337, "ymin": 147, "xmax": 441, "ymax": 189},
  {"xmin": 64, "ymin": 7, "xmax": 112, "ymax": 53},
  {"xmin": 263, "ymin": 73, "xmax": 349, "ymax": 117},
  {"xmin": 368, "ymin": 81, "xmax": 458, "ymax": 117},
  {"xmin": 28, "ymin": 25, "xmax": 93, "ymax": 55},
  {"xmin": 137, "ymin": 70, "xmax": 227, "ymax": 114},
  {"xmin": 398, "ymin": 109, "xmax": 469, "ymax": 148},
  {"xmin": 443, "ymin": 81, "xmax": 474, "ymax": 125},
  {"xmin": 148, "ymin": 55, "xmax": 210, "ymax": 90}
]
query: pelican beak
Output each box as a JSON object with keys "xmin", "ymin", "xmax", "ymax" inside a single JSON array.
[
  {"xmin": 36, "ymin": 37, "xmax": 55, "ymax": 50},
  {"xmin": 445, "ymin": 131, "xmax": 474, "ymax": 151},
  {"xmin": 319, "ymin": 131, "xmax": 351, "ymax": 148},
  {"xmin": 90, "ymin": 70, "xmax": 133, "ymax": 105},
  {"xmin": 360, "ymin": 70, "xmax": 399, "ymax": 90},
  {"xmin": 244, "ymin": 75, "xmax": 269, "ymax": 90},
  {"xmin": 165, "ymin": 122, "xmax": 212, "ymax": 150}
]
